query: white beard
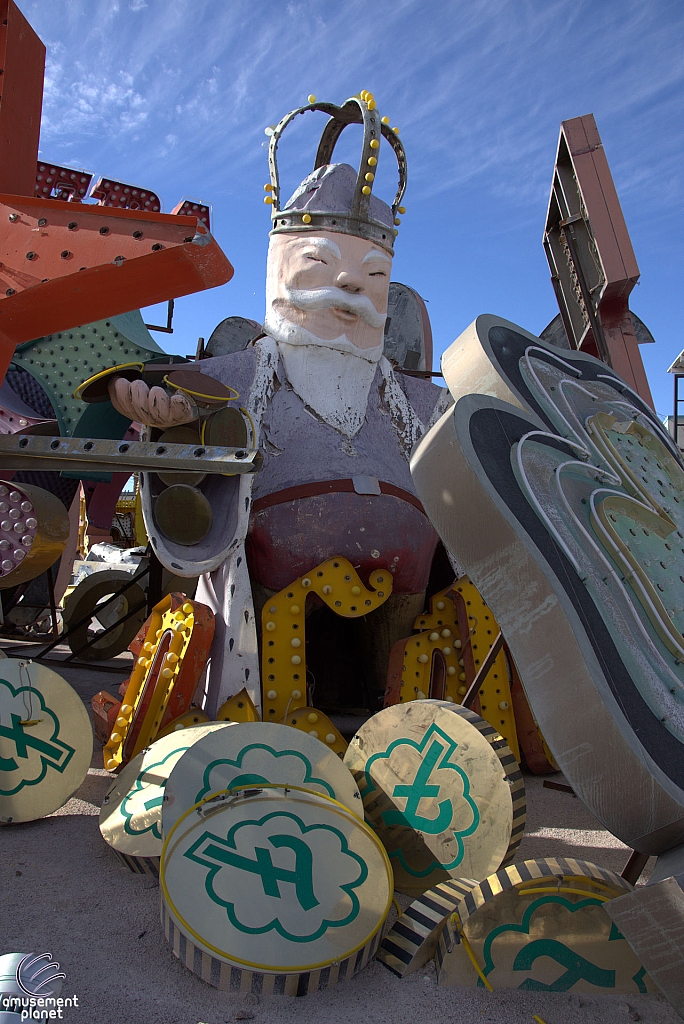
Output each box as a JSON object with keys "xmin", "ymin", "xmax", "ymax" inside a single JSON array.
[{"xmin": 263, "ymin": 307, "xmax": 383, "ymax": 438}]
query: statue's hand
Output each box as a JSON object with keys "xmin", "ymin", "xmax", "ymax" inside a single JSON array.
[{"xmin": 108, "ymin": 376, "xmax": 196, "ymax": 427}]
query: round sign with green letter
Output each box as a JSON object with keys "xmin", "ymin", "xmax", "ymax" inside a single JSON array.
[
  {"xmin": 161, "ymin": 784, "xmax": 391, "ymax": 993},
  {"xmin": 0, "ymin": 659, "xmax": 92, "ymax": 823},
  {"xmin": 344, "ymin": 700, "xmax": 524, "ymax": 895},
  {"xmin": 162, "ymin": 721, "xmax": 362, "ymax": 838},
  {"xmin": 99, "ymin": 721, "xmax": 232, "ymax": 872}
]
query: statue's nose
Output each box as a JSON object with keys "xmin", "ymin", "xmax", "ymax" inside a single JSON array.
[{"xmin": 335, "ymin": 270, "xmax": 363, "ymax": 293}]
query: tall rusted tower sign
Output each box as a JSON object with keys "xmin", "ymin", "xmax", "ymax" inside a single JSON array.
[
  {"xmin": 0, "ymin": 0, "xmax": 45, "ymax": 197},
  {"xmin": 543, "ymin": 113, "xmax": 653, "ymax": 407}
]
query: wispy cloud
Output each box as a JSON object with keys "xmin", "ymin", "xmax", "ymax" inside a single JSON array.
[
  {"xmin": 28, "ymin": 0, "xmax": 684, "ymax": 212},
  {"xmin": 19, "ymin": 0, "xmax": 684, "ymax": 410}
]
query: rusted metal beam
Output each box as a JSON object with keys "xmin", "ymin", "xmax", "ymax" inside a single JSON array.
[
  {"xmin": 0, "ymin": 0, "xmax": 45, "ymax": 197},
  {"xmin": 0, "ymin": 433, "xmax": 260, "ymax": 475},
  {"xmin": 0, "ymin": 195, "xmax": 234, "ymax": 377},
  {"xmin": 621, "ymin": 849, "xmax": 650, "ymax": 886},
  {"xmin": 460, "ymin": 631, "xmax": 503, "ymax": 710},
  {"xmin": 0, "ymin": 3, "xmax": 233, "ymax": 385}
]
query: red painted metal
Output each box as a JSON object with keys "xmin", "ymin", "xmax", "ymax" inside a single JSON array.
[
  {"xmin": 383, "ymin": 636, "xmax": 447, "ymax": 707},
  {"xmin": 92, "ymin": 689, "xmax": 121, "ymax": 747},
  {"xmin": 0, "ymin": 195, "xmax": 233, "ymax": 379},
  {"xmin": 248, "ymin": 492, "xmax": 438, "ymax": 593},
  {"xmin": 561, "ymin": 116, "xmax": 639, "ymax": 287},
  {"xmin": 90, "ymin": 176, "xmax": 161, "ymax": 213},
  {"xmin": 127, "ymin": 614, "xmax": 151, "ymax": 662},
  {"xmin": 121, "ymin": 628, "xmax": 172, "ymax": 763},
  {"xmin": 35, "ymin": 162, "xmax": 92, "ymax": 202},
  {"xmin": 544, "ymin": 113, "xmax": 653, "ymax": 406},
  {"xmin": 0, "ymin": 0, "xmax": 44, "ymax": 197},
  {"xmin": 0, "ymin": 2, "xmax": 233, "ymax": 388},
  {"xmin": 85, "ymin": 473, "xmax": 134, "ymax": 529},
  {"xmin": 251, "ymin": 478, "xmax": 427, "ymax": 516},
  {"xmin": 172, "ymin": 198, "xmax": 210, "ymax": 232}
]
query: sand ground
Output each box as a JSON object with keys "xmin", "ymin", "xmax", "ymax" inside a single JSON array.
[{"xmin": 0, "ymin": 646, "xmax": 679, "ymax": 1024}]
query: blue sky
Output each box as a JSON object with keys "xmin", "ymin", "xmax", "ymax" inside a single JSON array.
[{"xmin": 20, "ymin": 0, "xmax": 684, "ymax": 419}]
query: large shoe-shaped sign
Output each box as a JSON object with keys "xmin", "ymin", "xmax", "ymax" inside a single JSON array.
[{"xmin": 411, "ymin": 315, "xmax": 684, "ymax": 855}]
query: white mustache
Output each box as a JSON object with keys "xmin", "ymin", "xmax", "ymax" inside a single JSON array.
[{"xmin": 283, "ymin": 287, "xmax": 387, "ymax": 328}]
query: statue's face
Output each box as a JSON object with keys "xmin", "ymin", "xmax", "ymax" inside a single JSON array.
[{"xmin": 265, "ymin": 230, "xmax": 392, "ymax": 350}]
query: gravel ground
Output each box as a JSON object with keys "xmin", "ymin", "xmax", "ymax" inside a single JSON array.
[{"xmin": 0, "ymin": 649, "xmax": 679, "ymax": 1024}]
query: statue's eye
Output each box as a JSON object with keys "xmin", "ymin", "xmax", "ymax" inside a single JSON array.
[
  {"xmin": 369, "ymin": 270, "xmax": 387, "ymax": 277},
  {"xmin": 305, "ymin": 254, "xmax": 326, "ymax": 263}
]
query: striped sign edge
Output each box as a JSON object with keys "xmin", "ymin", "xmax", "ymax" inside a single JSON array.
[
  {"xmin": 356, "ymin": 703, "xmax": 526, "ymax": 889},
  {"xmin": 377, "ymin": 876, "xmax": 479, "ymax": 977},
  {"xmin": 447, "ymin": 705, "xmax": 526, "ymax": 867},
  {"xmin": 160, "ymin": 900, "xmax": 382, "ymax": 995},
  {"xmin": 111, "ymin": 847, "xmax": 160, "ymax": 878}
]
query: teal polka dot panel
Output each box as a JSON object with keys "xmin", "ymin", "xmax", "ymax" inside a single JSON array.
[{"xmin": 11, "ymin": 310, "xmax": 165, "ymax": 436}]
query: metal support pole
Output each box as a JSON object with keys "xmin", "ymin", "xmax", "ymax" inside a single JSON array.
[
  {"xmin": 621, "ymin": 849, "xmax": 650, "ymax": 886},
  {"xmin": 461, "ymin": 632, "xmax": 504, "ymax": 710},
  {"xmin": 146, "ymin": 548, "xmax": 164, "ymax": 615},
  {"xmin": 674, "ymin": 374, "xmax": 681, "ymax": 450},
  {"xmin": 46, "ymin": 566, "xmax": 59, "ymax": 642}
]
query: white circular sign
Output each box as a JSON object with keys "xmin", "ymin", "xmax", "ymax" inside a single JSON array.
[
  {"xmin": 163, "ymin": 721, "xmax": 362, "ymax": 838},
  {"xmin": 99, "ymin": 722, "xmax": 232, "ymax": 860},
  {"xmin": 161, "ymin": 785, "xmax": 391, "ymax": 982},
  {"xmin": 0, "ymin": 659, "xmax": 92, "ymax": 823},
  {"xmin": 344, "ymin": 700, "xmax": 524, "ymax": 895}
]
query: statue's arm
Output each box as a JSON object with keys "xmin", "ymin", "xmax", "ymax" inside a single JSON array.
[{"xmin": 107, "ymin": 348, "xmax": 259, "ymax": 429}]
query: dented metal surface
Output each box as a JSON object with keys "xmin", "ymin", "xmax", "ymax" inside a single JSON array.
[{"xmin": 0, "ymin": 195, "xmax": 233, "ymax": 368}]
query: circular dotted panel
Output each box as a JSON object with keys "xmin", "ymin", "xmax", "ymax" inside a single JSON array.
[{"xmin": 0, "ymin": 484, "xmax": 37, "ymax": 579}]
